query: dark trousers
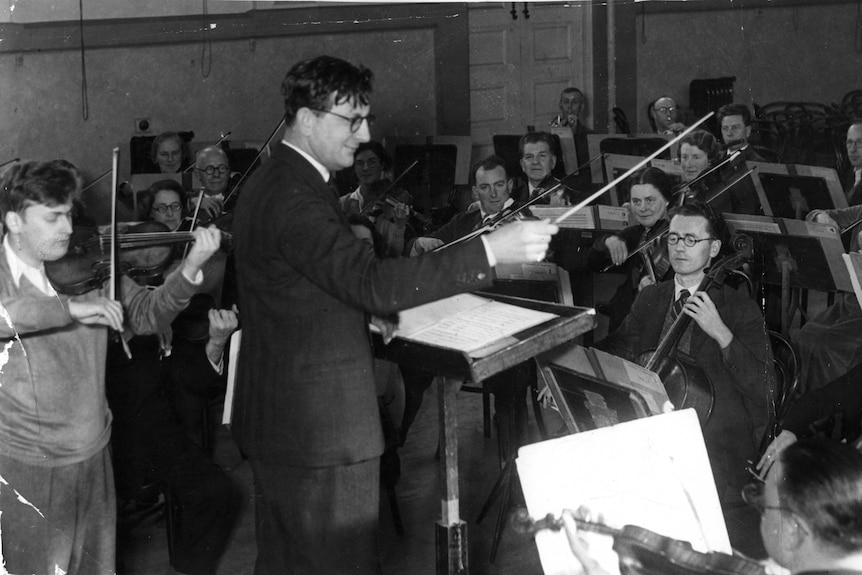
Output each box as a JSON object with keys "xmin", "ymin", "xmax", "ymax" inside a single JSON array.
[
  {"xmin": 0, "ymin": 447, "xmax": 116, "ymax": 575},
  {"xmin": 250, "ymin": 457, "xmax": 381, "ymax": 575}
]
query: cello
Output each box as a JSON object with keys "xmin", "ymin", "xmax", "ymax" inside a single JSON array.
[{"xmin": 635, "ymin": 233, "xmax": 754, "ymax": 425}]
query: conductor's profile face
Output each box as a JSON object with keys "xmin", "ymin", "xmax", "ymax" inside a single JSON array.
[
  {"xmin": 306, "ymin": 97, "xmax": 372, "ymax": 171},
  {"xmin": 473, "ymin": 166, "xmax": 512, "ymax": 215}
]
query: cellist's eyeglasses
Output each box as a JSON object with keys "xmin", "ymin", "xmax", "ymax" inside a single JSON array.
[
  {"xmin": 310, "ymin": 108, "xmax": 376, "ymax": 133},
  {"xmin": 196, "ymin": 164, "xmax": 229, "ymax": 176},
  {"xmin": 152, "ymin": 202, "xmax": 182, "ymax": 214},
  {"xmin": 666, "ymin": 233, "xmax": 714, "ymax": 247}
]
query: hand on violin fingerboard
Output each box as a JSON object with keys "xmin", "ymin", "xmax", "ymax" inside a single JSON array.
[
  {"xmin": 682, "ymin": 291, "xmax": 734, "ymax": 349},
  {"xmin": 68, "ymin": 297, "xmax": 124, "ymax": 331},
  {"xmin": 181, "ymin": 227, "xmax": 222, "ymax": 281},
  {"xmin": 560, "ymin": 509, "xmax": 612, "ymax": 575}
]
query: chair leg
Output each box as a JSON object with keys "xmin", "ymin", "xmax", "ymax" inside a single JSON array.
[{"xmin": 482, "ymin": 386, "xmax": 491, "ymax": 439}]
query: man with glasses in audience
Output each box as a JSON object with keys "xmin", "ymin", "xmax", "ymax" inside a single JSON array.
[
  {"xmin": 596, "ymin": 201, "xmax": 774, "ymax": 505},
  {"xmin": 648, "ymin": 95, "xmax": 686, "ymax": 135}
]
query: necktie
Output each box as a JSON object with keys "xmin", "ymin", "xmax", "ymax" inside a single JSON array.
[{"xmin": 670, "ymin": 289, "xmax": 690, "ymax": 322}]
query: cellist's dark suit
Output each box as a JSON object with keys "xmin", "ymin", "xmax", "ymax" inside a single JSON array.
[{"xmin": 596, "ymin": 280, "xmax": 775, "ymax": 502}]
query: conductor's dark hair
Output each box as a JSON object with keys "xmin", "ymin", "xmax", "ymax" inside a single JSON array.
[
  {"xmin": 678, "ymin": 129, "xmax": 722, "ymax": 166},
  {"xmin": 281, "ymin": 55, "xmax": 374, "ymax": 127},
  {"xmin": 716, "ymin": 103, "xmax": 753, "ymax": 127},
  {"xmin": 779, "ymin": 439, "xmax": 862, "ymax": 554},
  {"xmin": 518, "ymin": 132, "xmax": 557, "ymax": 158},
  {"xmin": 0, "ymin": 160, "xmax": 81, "ymax": 219},
  {"xmin": 470, "ymin": 155, "xmax": 509, "ymax": 185},
  {"xmin": 630, "ymin": 167, "xmax": 673, "ymax": 203},
  {"xmin": 668, "ymin": 200, "xmax": 728, "ymax": 245},
  {"xmin": 355, "ymin": 141, "xmax": 392, "ymax": 171}
]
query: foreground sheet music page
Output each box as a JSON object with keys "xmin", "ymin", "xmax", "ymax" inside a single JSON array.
[
  {"xmin": 392, "ymin": 293, "xmax": 558, "ymax": 355},
  {"xmin": 517, "ymin": 410, "xmax": 728, "ymax": 575}
]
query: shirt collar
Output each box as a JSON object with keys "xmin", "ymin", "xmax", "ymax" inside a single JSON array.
[
  {"xmin": 282, "ymin": 139, "xmax": 330, "ymax": 183},
  {"xmin": 479, "ymin": 197, "xmax": 515, "ymax": 221},
  {"xmin": 4, "ymin": 234, "xmax": 54, "ymax": 295}
]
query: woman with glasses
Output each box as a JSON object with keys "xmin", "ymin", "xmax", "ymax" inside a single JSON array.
[
  {"xmin": 340, "ymin": 140, "xmax": 415, "ymax": 257},
  {"xmin": 588, "ymin": 167, "xmax": 675, "ymax": 332}
]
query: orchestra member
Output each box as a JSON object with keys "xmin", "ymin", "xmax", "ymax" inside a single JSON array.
[
  {"xmin": 548, "ymin": 87, "xmax": 595, "ymax": 195},
  {"xmin": 549, "ymin": 87, "xmax": 586, "ymax": 130},
  {"xmin": 844, "ymin": 122, "xmax": 862, "ymax": 205},
  {"xmin": 230, "ymin": 55, "xmax": 557, "ymax": 575},
  {"xmin": 0, "ymin": 160, "xmax": 221, "ymax": 575},
  {"xmin": 648, "ymin": 95, "xmax": 686, "ymax": 135},
  {"xmin": 189, "ymin": 145, "xmax": 232, "ymax": 222},
  {"xmin": 596, "ymin": 201, "xmax": 774, "ymax": 503},
  {"xmin": 679, "ymin": 129, "xmax": 721, "ymax": 184},
  {"xmin": 151, "ymin": 131, "xmax": 190, "ymax": 174},
  {"xmin": 341, "ymin": 141, "xmax": 413, "ymax": 257},
  {"xmin": 588, "ymin": 167, "xmax": 674, "ymax": 332},
  {"xmin": 793, "ymin": 204, "xmax": 862, "ymax": 390},
  {"xmin": 717, "ymin": 103, "xmax": 765, "ymax": 162},
  {"xmin": 512, "ymin": 131, "xmax": 574, "ymax": 205}
]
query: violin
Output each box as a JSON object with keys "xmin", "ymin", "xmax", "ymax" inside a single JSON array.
[
  {"xmin": 512, "ymin": 509, "xmax": 765, "ymax": 575},
  {"xmin": 635, "ymin": 234, "xmax": 753, "ymax": 425},
  {"xmin": 46, "ymin": 222, "xmax": 231, "ymax": 295}
]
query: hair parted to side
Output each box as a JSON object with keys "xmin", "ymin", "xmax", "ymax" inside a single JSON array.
[
  {"xmin": 355, "ymin": 141, "xmax": 392, "ymax": 171},
  {"xmin": 630, "ymin": 166, "xmax": 673, "ymax": 202},
  {"xmin": 0, "ymin": 160, "xmax": 81, "ymax": 220},
  {"xmin": 518, "ymin": 132, "xmax": 557, "ymax": 158},
  {"xmin": 281, "ymin": 56, "xmax": 374, "ymax": 127},
  {"xmin": 668, "ymin": 200, "xmax": 728, "ymax": 245},
  {"xmin": 716, "ymin": 103, "xmax": 753, "ymax": 127},
  {"xmin": 678, "ymin": 129, "xmax": 722, "ymax": 165},
  {"xmin": 150, "ymin": 132, "xmax": 186, "ymax": 164},
  {"xmin": 470, "ymin": 155, "xmax": 509, "ymax": 185},
  {"xmin": 779, "ymin": 439, "xmax": 862, "ymax": 554}
]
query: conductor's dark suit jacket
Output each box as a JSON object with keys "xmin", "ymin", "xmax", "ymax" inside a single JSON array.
[
  {"xmin": 597, "ymin": 280, "xmax": 775, "ymax": 498},
  {"xmin": 231, "ymin": 143, "xmax": 493, "ymax": 467}
]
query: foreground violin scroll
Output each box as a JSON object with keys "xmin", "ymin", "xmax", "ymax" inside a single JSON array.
[{"xmin": 512, "ymin": 508, "xmax": 765, "ymax": 575}]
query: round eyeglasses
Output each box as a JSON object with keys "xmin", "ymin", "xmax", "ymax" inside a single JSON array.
[
  {"xmin": 152, "ymin": 202, "xmax": 182, "ymax": 215},
  {"xmin": 196, "ymin": 164, "xmax": 229, "ymax": 176},
  {"xmin": 655, "ymin": 106, "xmax": 677, "ymax": 115},
  {"xmin": 666, "ymin": 233, "xmax": 714, "ymax": 247},
  {"xmin": 310, "ymin": 108, "xmax": 376, "ymax": 133}
]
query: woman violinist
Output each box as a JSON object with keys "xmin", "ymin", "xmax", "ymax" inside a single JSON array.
[{"xmin": 588, "ymin": 167, "xmax": 675, "ymax": 332}]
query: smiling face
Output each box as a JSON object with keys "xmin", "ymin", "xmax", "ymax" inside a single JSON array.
[
  {"xmin": 668, "ymin": 214, "xmax": 720, "ymax": 283},
  {"xmin": 156, "ymin": 138, "xmax": 183, "ymax": 173},
  {"xmin": 472, "ymin": 165, "xmax": 512, "ymax": 215},
  {"xmin": 629, "ymin": 183, "xmax": 668, "ymax": 229},
  {"xmin": 5, "ymin": 201, "xmax": 74, "ymax": 266},
  {"xmin": 196, "ymin": 148, "xmax": 230, "ymax": 196},
  {"xmin": 680, "ymin": 143, "xmax": 711, "ymax": 183},
  {"xmin": 305, "ymin": 96, "xmax": 372, "ymax": 172},
  {"xmin": 354, "ymin": 149, "xmax": 383, "ymax": 186},
  {"xmin": 520, "ymin": 141, "xmax": 556, "ymax": 187}
]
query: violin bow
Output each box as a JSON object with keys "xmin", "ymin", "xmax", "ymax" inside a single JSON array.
[
  {"xmin": 221, "ymin": 118, "xmax": 286, "ymax": 207},
  {"xmin": 672, "ymin": 149, "xmax": 743, "ymax": 206},
  {"xmin": 552, "ymin": 112, "xmax": 715, "ymax": 226},
  {"xmin": 358, "ymin": 159, "xmax": 419, "ymax": 216},
  {"xmin": 433, "ymin": 152, "xmax": 605, "ymax": 252},
  {"xmin": 0, "ymin": 157, "xmax": 20, "ymax": 169},
  {"xmin": 109, "ymin": 147, "xmax": 133, "ymax": 359}
]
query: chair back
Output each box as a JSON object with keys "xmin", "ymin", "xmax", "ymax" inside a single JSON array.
[{"xmin": 758, "ymin": 330, "xmax": 801, "ymax": 455}]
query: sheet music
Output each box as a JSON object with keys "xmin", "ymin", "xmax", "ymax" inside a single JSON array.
[
  {"xmin": 517, "ymin": 410, "xmax": 729, "ymax": 575},
  {"xmin": 394, "ymin": 293, "xmax": 557, "ymax": 354},
  {"xmin": 532, "ymin": 206, "xmax": 594, "ymax": 229}
]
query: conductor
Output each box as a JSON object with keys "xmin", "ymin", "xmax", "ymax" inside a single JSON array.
[{"xmin": 231, "ymin": 55, "xmax": 558, "ymax": 574}]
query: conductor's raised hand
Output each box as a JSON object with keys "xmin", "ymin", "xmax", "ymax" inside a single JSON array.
[
  {"xmin": 68, "ymin": 296, "xmax": 124, "ymax": 331},
  {"xmin": 484, "ymin": 219, "xmax": 559, "ymax": 265},
  {"xmin": 182, "ymin": 226, "xmax": 222, "ymax": 279}
]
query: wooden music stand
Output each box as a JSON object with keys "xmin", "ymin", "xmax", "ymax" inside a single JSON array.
[
  {"xmin": 724, "ymin": 213, "xmax": 852, "ymax": 335},
  {"xmin": 372, "ymin": 294, "xmax": 595, "ymax": 575},
  {"xmin": 751, "ymin": 161, "xmax": 847, "ymax": 219}
]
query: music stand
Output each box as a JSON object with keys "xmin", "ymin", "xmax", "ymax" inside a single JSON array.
[
  {"xmin": 751, "ymin": 161, "xmax": 847, "ymax": 220},
  {"xmin": 587, "ymin": 134, "xmax": 673, "ymax": 185},
  {"xmin": 724, "ymin": 213, "xmax": 851, "ymax": 334},
  {"xmin": 372, "ymin": 294, "xmax": 595, "ymax": 575}
]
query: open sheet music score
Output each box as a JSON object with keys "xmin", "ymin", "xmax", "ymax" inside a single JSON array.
[
  {"xmin": 532, "ymin": 205, "xmax": 628, "ymax": 231},
  {"xmin": 517, "ymin": 410, "xmax": 730, "ymax": 575},
  {"xmin": 385, "ymin": 293, "xmax": 559, "ymax": 357}
]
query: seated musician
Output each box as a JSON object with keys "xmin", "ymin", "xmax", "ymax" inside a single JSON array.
[
  {"xmin": 717, "ymin": 103, "xmax": 765, "ymax": 163},
  {"xmin": 548, "ymin": 87, "xmax": 596, "ymax": 194},
  {"xmin": 565, "ymin": 438, "xmax": 862, "ymax": 575},
  {"xmin": 844, "ymin": 122, "xmax": 862, "ymax": 205},
  {"xmin": 151, "ymin": 131, "xmax": 191, "ymax": 174},
  {"xmin": 791, "ymin": 205, "xmax": 862, "ymax": 391},
  {"xmin": 587, "ymin": 167, "xmax": 674, "ymax": 332},
  {"xmin": 188, "ymin": 145, "xmax": 232, "ymax": 223},
  {"xmin": 0, "ymin": 160, "xmax": 220, "ymax": 575},
  {"xmin": 648, "ymin": 95, "xmax": 686, "ymax": 135},
  {"xmin": 340, "ymin": 141, "xmax": 413, "ymax": 257},
  {"xmin": 108, "ymin": 182, "xmax": 240, "ymax": 574},
  {"xmin": 511, "ymin": 131, "xmax": 576, "ymax": 205},
  {"xmin": 679, "ymin": 129, "xmax": 721, "ymax": 185},
  {"xmin": 595, "ymin": 201, "xmax": 775, "ymax": 503}
]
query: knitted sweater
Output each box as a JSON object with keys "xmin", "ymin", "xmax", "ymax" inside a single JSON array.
[{"xmin": 0, "ymin": 250, "xmax": 199, "ymax": 466}]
